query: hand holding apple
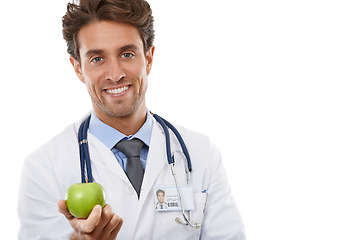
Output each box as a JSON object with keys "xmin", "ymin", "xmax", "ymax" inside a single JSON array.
[
  {"xmin": 65, "ymin": 182, "xmax": 106, "ymax": 219},
  {"xmin": 58, "ymin": 200, "xmax": 123, "ymax": 239}
]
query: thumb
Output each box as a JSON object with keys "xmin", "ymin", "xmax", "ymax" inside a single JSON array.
[{"xmin": 80, "ymin": 205, "xmax": 102, "ymax": 233}]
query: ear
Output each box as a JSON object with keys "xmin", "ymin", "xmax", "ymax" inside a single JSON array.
[
  {"xmin": 145, "ymin": 45, "xmax": 155, "ymax": 76},
  {"xmin": 69, "ymin": 56, "xmax": 85, "ymax": 83}
]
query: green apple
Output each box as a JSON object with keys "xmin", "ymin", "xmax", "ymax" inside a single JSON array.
[{"xmin": 65, "ymin": 182, "xmax": 106, "ymax": 219}]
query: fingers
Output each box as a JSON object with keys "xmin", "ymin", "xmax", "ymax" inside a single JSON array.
[
  {"xmin": 83, "ymin": 204, "xmax": 123, "ymax": 239},
  {"xmin": 58, "ymin": 200, "xmax": 102, "ymax": 233},
  {"xmin": 95, "ymin": 213, "xmax": 123, "ymax": 240},
  {"xmin": 58, "ymin": 200, "xmax": 122, "ymax": 239},
  {"xmin": 77, "ymin": 205, "xmax": 102, "ymax": 233},
  {"xmin": 91, "ymin": 204, "xmax": 123, "ymax": 234},
  {"xmin": 58, "ymin": 200, "xmax": 74, "ymax": 220},
  {"xmin": 103, "ymin": 213, "xmax": 123, "ymax": 233},
  {"xmin": 108, "ymin": 216, "xmax": 123, "ymax": 240},
  {"xmin": 94, "ymin": 204, "xmax": 112, "ymax": 230}
]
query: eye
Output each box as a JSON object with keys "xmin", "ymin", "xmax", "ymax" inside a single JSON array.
[
  {"xmin": 121, "ymin": 53, "xmax": 135, "ymax": 59},
  {"xmin": 90, "ymin": 57, "xmax": 103, "ymax": 63}
]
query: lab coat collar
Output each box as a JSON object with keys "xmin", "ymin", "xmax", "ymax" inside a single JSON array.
[
  {"xmin": 86, "ymin": 114, "xmax": 168, "ymax": 203},
  {"xmin": 88, "ymin": 109, "xmax": 153, "ymax": 149}
]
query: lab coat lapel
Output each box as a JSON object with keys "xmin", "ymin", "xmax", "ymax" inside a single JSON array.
[
  {"xmin": 87, "ymin": 117, "xmax": 170, "ymax": 222},
  {"xmin": 86, "ymin": 118, "xmax": 169, "ymax": 191},
  {"xmin": 138, "ymin": 120, "xmax": 168, "ymax": 205},
  {"xmin": 87, "ymin": 133, "xmax": 130, "ymax": 184}
]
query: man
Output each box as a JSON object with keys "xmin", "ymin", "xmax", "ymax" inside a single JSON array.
[
  {"xmin": 18, "ymin": 0, "xmax": 246, "ymax": 239},
  {"xmin": 155, "ymin": 189, "xmax": 168, "ymax": 210}
]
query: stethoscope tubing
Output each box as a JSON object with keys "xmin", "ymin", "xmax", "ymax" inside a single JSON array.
[
  {"xmin": 152, "ymin": 114, "xmax": 192, "ymax": 172},
  {"xmin": 78, "ymin": 113, "xmax": 192, "ymax": 182},
  {"xmin": 78, "ymin": 115, "xmax": 93, "ymax": 183},
  {"xmin": 152, "ymin": 114, "xmax": 173, "ymax": 165},
  {"xmin": 77, "ymin": 113, "xmax": 200, "ymax": 228}
]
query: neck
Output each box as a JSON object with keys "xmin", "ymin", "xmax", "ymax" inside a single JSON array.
[{"xmin": 94, "ymin": 104, "xmax": 147, "ymax": 136}]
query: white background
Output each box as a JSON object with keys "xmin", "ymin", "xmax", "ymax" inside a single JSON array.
[{"xmin": 1, "ymin": 0, "xmax": 359, "ymax": 239}]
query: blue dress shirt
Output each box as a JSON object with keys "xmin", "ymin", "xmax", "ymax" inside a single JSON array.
[{"xmin": 88, "ymin": 110, "xmax": 153, "ymax": 171}]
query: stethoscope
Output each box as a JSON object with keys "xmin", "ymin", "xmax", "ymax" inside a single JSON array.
[{"xmin": 78, "ymin": 113, "xmax": 201, "ymax": 229}]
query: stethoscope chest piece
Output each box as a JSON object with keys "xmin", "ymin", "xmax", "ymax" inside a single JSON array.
[{"xmin": 175, "ymin": 217, "xmax": 201, "ymax": 229}]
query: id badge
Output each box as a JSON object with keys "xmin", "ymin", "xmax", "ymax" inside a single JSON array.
[{"xmin": 154, "ymin": 185, "xmax": 194, "ymax": 211}]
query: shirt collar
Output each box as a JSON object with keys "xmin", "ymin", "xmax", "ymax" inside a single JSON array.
[{"xmin": 88, "ymin": 109, "xmax": 153, "ymax": 150}]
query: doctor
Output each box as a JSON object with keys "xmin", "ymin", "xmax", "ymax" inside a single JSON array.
[{"xmin": 18, "ymin": 0, "xmax": 246, "ymax": 239}]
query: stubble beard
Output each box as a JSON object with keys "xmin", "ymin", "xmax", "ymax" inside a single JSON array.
[{"xmin": 90, "ymin": 87, "xmax": 147, "ymax": 119}]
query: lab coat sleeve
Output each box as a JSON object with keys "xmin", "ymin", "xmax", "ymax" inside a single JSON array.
[
  {"xmin": 200, "ymin": 144, "xmax": 246, "ymax": 240},
  {"xmin": 18, "ymin": 154, "xmax": 73, "ymax": 240}
]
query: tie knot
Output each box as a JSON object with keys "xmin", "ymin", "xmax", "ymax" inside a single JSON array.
[{"xmin": 115, "ymin": 138, "xmax": 144, "ymax": 158}]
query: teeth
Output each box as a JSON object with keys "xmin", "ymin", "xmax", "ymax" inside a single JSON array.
[{"xmin": 106, "ymin": 86, "xmax": 129, "ymax": 94}]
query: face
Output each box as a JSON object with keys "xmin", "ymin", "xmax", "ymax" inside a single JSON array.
[
  {"xmin": 70, "ymin": 21, "xmax": 155, "ymax": 120},
  {"xmin": 157, "ymin": 192, "xmax": 165, "ymax": 204}
]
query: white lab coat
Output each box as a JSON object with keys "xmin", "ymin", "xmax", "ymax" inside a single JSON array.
[{"xmin": 18, "ymin": 115, "xmax": 246, "ymax": 239}]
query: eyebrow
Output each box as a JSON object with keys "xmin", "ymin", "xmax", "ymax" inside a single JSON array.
[{"xmin": 84, "ymin": 44, "xmax": 139, "ymax": 58}]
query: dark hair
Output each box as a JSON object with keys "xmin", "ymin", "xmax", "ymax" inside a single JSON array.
[
  {"xmin": 156, "ymin": 189, "xmax": 165, "ymax": 196},
  {"xmin": 62, "ymin": 0, "xmax": 155, "ymax": 61}
]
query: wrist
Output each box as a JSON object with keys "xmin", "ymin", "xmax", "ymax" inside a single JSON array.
[{"xmin": 70, "ymin": 232, "xmax": 78, "ymax": 240}]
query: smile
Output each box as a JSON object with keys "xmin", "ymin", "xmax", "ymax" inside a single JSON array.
[{"xmin": 106, "ymin": 86, "xmax": 129, "ymax": 94}]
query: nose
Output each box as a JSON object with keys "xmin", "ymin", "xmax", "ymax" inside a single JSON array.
[{"xmin": 104, "ymin": 59, "xmax": 126, "ymax": 82}]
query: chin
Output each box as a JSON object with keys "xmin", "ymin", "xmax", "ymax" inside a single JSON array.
[{"xmin": 93, "ymin": 95, "xmax": 145, "ymax": 119}]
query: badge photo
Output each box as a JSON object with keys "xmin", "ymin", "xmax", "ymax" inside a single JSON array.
[{"xmin": 154, "ymin": 186, "xmax": 194, "ymax": 212}]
